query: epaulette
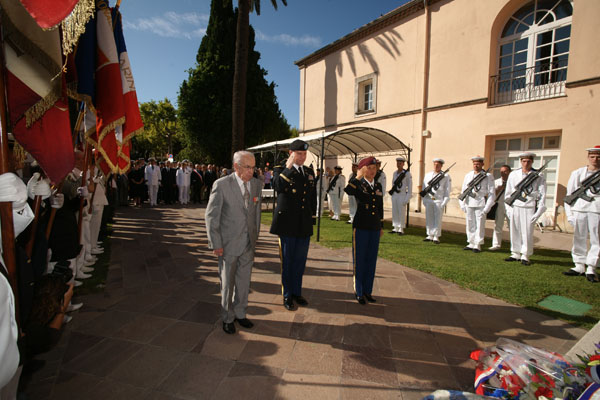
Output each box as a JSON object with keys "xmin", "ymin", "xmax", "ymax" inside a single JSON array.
[{"xmin": 348, "ymin": 182, "xmax": 357, "ymax": 189}]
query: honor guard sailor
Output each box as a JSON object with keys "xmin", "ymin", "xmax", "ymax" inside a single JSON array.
[
  {"xmin": 344, "ymin": 157, "xmax": 384, "ymax": 305},
  {"xmin": 504, "ymin": 152, "xmax": 547, "ymax": 265},
  {"xmin": 327, "ymin": 166, "xmax": 345, "ymax": 220},
  {"xmin": 563, "ymin": 145, "xmax": 600, "ymax": 283},
  {"xmin": 270, "ymin": 139, "xmax": 317, "ymax": 310},
  {"xmin": 489, "ymin": 165, "xmax": 511, "ymax": 250},
  {"xmin": 458, "ymin": 156, "xmax": 495, "ymax": 252},
  {"xmin": 421, "ymin": 158, "xmax": 452, "ymax": 244},
  {"xmin": 347, "ymin": 163, "xmax": 359, "ymax": 224},
  {"xmin": 389, "ymin": 156, "xmax": 412, "ymax": 235}
]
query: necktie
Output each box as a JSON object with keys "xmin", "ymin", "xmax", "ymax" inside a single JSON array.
[
  {"xmin": 243, "ymin": 182, "xmax": 250, "ymax": 209},
  {"xmin": 297, "ymin": 167, "xmax": 303, "ymax": 176}
]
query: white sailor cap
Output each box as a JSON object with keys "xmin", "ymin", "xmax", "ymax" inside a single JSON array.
[
  {"xmin": 471, "ymin": 155, "xmax": 484, "ymax": 162},
  {"xmin": 433, "ymin": 158, "xmax": 445, "ymax": 164},
  {"xmin": 518, "ymin": 152, "xmax": 535, "ymax": 159},
  {"xmin": 396, "ymin": 156, "xmax": 406, "ymax": 162},
  {"xmin": 586, "ymin": 145, "xmax": 600, "ymax": 153}
]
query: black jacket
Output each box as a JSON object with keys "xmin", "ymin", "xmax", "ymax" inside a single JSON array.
[
  {"xmin": 344, "ymin": 177, "xmax": 384, "ymax": 230},
  {"xmin": 270, "ymin": 165, "xmax": 317, "ymax": 237}
]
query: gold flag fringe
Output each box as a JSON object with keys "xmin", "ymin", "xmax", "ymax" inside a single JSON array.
[
  {"xmin": 12, "ymin": 143, "xmax": 27, "ymax": 168},
  {"xmin": 61, "ymin": 0, "xmax": 96, "ymax": 56},
  {"xmin": 25, "ymin": 84, "xmax": 61, "ymax": 128}
]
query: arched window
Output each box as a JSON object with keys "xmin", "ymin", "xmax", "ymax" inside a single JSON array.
[{"xmin": 492, "ymin": 0, "xmax": 572, "ymax": 104}]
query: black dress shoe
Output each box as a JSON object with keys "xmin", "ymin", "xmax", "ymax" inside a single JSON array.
[
  {"xmin": 504, "ymin": 257, "xmax": 518, "ymax": 262},
  {"xmin": 586, "ymin": 274, "xmax": 598, "ymax": 283},
  {"xmin": 223, "ymin": 322, "xmax": 236, "ymax": 334},
  {"xmin": 283, "ymin": 297, "xmax": 295, "ymax": 311},
  {"xmin": 397, "ymin": 232, "xmax": 404, "ymax": 236},
  {"xmin": 364, "ymin": 294, "xmax": 376, "ymax": 303},
  {"xmin": 293, "ymin": 295, "xmax": 308, "ymax": 306},
  {"xmin": 388, "ymin": 231, "xmax": 397, "ymax": 234},
  {"xmin": 563, "ymin": 269, "xmax": 585, "ymax": 276},
  {"xmin": 521, "ymin": 259, "xmax": 531, "ymax": 266},
  {"xmin": 472, "ymin": 248, "xmax": 481, "ymax": 253},
  {"xmin": 463, "ymin": 246, "xmax": 472, "ymax": 251},
  {"xmin": 433, "ymin": 240, "xmax": 440, "ymax": 244},
  {"xmin": 235, "ymin": 318, "xmax": 254, "ymax": 328},
  {"xmin": 423, "ymin": 238, "xmax": 431, "ymax": 242},
  {"xmin": 355, "ymin": 295, "xmax": 366, "ymax": 305}
]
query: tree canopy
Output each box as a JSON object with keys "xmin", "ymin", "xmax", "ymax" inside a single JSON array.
[
  {"xmin": 178, "ymin": 0, "xmax": 291, "ymax": 166},
  {"xmin": 133, "ymin": 99, "xmax": 183, "ymax": 160}
]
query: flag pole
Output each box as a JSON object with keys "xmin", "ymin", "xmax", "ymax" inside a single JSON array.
[{"xmin": 0, "ymin": 21, "xmax": 20, "ymax": 326}]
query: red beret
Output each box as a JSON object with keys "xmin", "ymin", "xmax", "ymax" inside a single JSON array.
[{"xmin": 358, "ymin": 156, "xmax": 377, "ymax": 169}]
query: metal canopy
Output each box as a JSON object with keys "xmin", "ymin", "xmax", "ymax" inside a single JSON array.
[{"xmin": 247, "ymin": 127, "xmax": 410, "ymax": 159}]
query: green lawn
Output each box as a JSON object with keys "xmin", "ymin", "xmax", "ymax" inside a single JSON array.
[{"xmin": 262, "ymin": 211, "xmax": 599, "ymax": 329}]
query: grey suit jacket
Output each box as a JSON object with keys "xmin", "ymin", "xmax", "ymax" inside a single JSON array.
[{"xmin": 205, "ymin": 174, "xmax": 262, "ymax": 257}]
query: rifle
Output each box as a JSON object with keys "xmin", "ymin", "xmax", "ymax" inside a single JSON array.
[
  {"xmin": 564, "ymin": 169, "xmax": 600, "ymax": 206},
  {"xmin": 505, "ymin": 163, "xmax": 548, "ymax": 206},
  {"xmin": 458, "ymin": 168, "xmax": 490, "ymax": 201},
  {"xmin": 326, "ymin": 174, "xmax": 339, "ymax": 193},
  {"xmin": 388, "ymin": 170, "xmax": 407, "ymax": 196},
  {"xmin": 419, "ymin": 162, "xmax": 456, "ymax": 197}
]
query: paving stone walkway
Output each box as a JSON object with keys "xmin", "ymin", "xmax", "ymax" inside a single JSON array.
[{"xmin": 25, "ymin": 204, "xmax": 587, "ymax": 399}]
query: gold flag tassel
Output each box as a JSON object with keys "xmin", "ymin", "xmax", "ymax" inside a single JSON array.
[
  {"xmin": 61, "ymin": 0, "xmax": 96, "ymax": 56},
  {"xmin": 12, "ymin": 142, "xmax": 27, "ymax": 169}
]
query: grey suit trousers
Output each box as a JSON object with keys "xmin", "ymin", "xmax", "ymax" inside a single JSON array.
[{"xmin": 219, "ymin": 237, "xmax": 254, "ymax": 323}]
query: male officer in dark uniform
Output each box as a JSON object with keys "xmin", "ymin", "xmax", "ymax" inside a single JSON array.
[
  {"xmin": 344, "ymin": 156, "xmax": 384, "ymax": 305},
  {"xmin": 270, "ymin": 139, "xmax": 317, "ymax": 311}
]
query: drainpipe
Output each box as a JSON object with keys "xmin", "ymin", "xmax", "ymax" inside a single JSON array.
[{"xmin": 417, "ymin": 0, "xmax": 431, "ymax": 212}]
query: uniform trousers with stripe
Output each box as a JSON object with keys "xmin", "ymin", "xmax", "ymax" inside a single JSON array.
[
  {"xmin": 353, "ymin": 228, "xmax": 380, "ymax": 297},
  {"xmin": 279, "ymin": 236, "xmax": 310, "ymax": 298},
  {"xmin": 572, "ymin": 211, "xmax": 600, "ymax": 271},
  {"xmin": 509, "ymin": 206, "xmax": 535, "ymax": 260}
]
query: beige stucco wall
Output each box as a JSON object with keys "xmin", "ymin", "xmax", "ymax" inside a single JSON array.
[{"xmin": 297, "ymin": 0, "xmax": 599, "ymax": 229}]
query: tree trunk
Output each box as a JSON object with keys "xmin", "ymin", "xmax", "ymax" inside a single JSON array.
[{"xmin": 232, "ymin": 0, "xmax": 250, "ymax": 156}]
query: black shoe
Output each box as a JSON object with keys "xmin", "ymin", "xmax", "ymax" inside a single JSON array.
[
  {"xmin": 283, "ymin": 297, "xmax": 295, "ymax": 311},
  {"xmin": 388, "ymin": 231, "xmax": 397, "ymax": 234},
  {"xmin": 423, "ymin": 238, "xmax": 431, "ymax": 242},
  {"xmin": 293, "ymin": 295, "xmax": 308, "ymax": 306},
  {"xmin": 223, "ymin": 322, "xmax": 236, "ymax": 334},
  {"xmin": 521, "ymin": 259, "xmax": 531, "ymax": 266},
  {"xmin": 364, "ymin": 294, "xmax": 376, "ymax": 303},
  {"xmin": 504, "ymin": 257, "xmax": 518, "ymax": 262},
  {"xmin": 472, "ymin": 248, "xmax": 481, "ymax": 253},
  {"xmin": 397, "ymin": 232, "xmax": 404, "ymax": 235},
  {"xmin": 586, "ymin": 274, "xmax": 598, "ymax": 283},
  {"xmin": 563, "ymin": 269, "xmax": 585, "ymax": 276},
  {"xmin": 433, "ymin": 240, "xmax": 440, "ymax": 245},
  {"xmin": 235, "ymin": 318, "xmax": 254, "ymax": 328},
  {"xmin": 355, "ymin": 294, "xmax": 366, "ymax": 305},
  {"xmin": 463, "ymin": 246, "xmax": 472, "ymax": 251}
]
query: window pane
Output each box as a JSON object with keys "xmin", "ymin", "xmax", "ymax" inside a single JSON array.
[
  {"xmin": 553, "ymin": 54, "xmax": 568, "ymax": 68},
  {"xmin": 554, "ymin": 40, "xmax": 569, "ymax": 55},
  {"xmin": 493, "ymin": 157, "xmax": 506, "ymax": 168},
  {"xmin": 545, "ymin": 170, "xmax": 556, "ymax": 182},
  {"xmin": 514, "ymin": 51, "xmax": 527, "ymax": 65},
  {"xmin": 495, "ymin": 140, "xmax": 507, "ymax": 151},
  {"xmin": 500, "ymin": 42, "xmax": 513, "ymax": 56},
  {"xmin": 500, "ymin": 55, "xmax": 513, "ymax": 68},
  {"xmin": 546, "ymin": 183, "xmax": 556, "ymax": 194},
  {"xmin": 508, "ymin": 157, "xmax": 520, "ymax": 169},
  {"xmin": 537, "ymin": 31, "xmax": 553, "ymax": 46},
  {"xmin": 538, "ymin": 12, "xmax": 554, "ymax": 25},
  {"xmin": 545, "ymin": 197, "xmax": 555, "ymax": 210},
  {"xmin": 544, "ymin": 136, "xmax": 560, "ymax": 149},
  {"xmin": 544, "ymin": 155, "xmax": 558, "ymax": 168},
  {"xmin": 516, "ymin": 22, "xmax": 529, "ymax": 34},
  {"xmin": 555, "ymin": 25, "xmax": 571, "ymax": 41},
  {"xmin": 502, "ymin": 18, "xmax": 519, "ymax": 37},
  {"xmin": 528, "ymin": 137, "xmax": 543, "ymax": 150},
  {"xmin": 515, "ymin": 38, "xmax": 528, "ymax": 52},
  {"xmin": 533, "ymin": 156, "xmax": 542, "ymax": 168},
  {"xmin": 536, "ymin": 44, "xmax": 552, "ymax": 60},
  {"xmin": 508, "ymin": 138, "xmax": 521, "ymax": 151},
  {"xmin": 554, "ymin": 0, "xmax": 573, "ymax": 20}
]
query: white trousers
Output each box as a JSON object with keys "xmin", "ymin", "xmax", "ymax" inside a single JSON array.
[
  {"xmin": 465, "ymin": 207, "xmax": 485, "ymax": 250},
  {"xmin": 329, "ymin": 192, "xmax": 342, "ymax": 218},
  {"xmin": 89, "ymin": 205, "xmax": 104, "ymax": 250},
  {"xmin": 424, "ymin": 200, "xmax": 443, "ymax": 239},
  {"xmin": 179, "ymin": 185, "xmax": 190, "ymax": 204},
  {"xmin": 492, "ymin": 202, "xmax": 509, "ymax": 248},
  {"xmin": 148, "ymin": 184, "xmax": 159, "ymax": 206},
  {"xmin": 509, "ymin": 206, "xmax": 534, "ymax": 260},
  {"xmin": 572, "ymin": 211, "xmax": 599, "ymax": 272},
  {"xmin": 348, "ymin": 195, "xmax": 357, "ymax": 221},
  {"xmin": 391, "ymin": 194, "xmax": 409, "ymax": 231}
]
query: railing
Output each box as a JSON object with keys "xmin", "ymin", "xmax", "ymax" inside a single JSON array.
[{"xmin": 489, "ymin": 62, "xmax": 567, "ymax": 105}]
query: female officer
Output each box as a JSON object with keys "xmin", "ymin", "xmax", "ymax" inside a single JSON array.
[{"xmin": 344, "ymin": 157, "xmax": 384, "ymax": 304}]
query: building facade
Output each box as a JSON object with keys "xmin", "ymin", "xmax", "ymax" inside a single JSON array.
[{"xmin": 295, "ymin": 0, "xmax": 599, "ymax": 230}]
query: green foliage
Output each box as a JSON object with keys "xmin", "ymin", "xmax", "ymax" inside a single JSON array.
[
  {"xmin": 133, "ymin": 98, "xmax": 183, "ymax": 160},
  {"xmin": 178, "ymin": 0, "xmax": 291, "ymax": 165},
  {"xmin": 261, "ymin": 211, "xmax": 600, "ymax": 329}
]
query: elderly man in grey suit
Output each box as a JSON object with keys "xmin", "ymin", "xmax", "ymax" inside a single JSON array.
[{"xmin": 206, "ymin": 150, "xmax": 262, "ymax": 334}]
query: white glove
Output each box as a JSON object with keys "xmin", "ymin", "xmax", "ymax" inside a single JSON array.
[
  {"xmin": 567, "ymin": 218, "xmax": 575, "ymax": 226},
  {"xmin": 77, "ymin": 186, "xmax": 89, "ymax": 197},
  {"xmin": 0, "ymin": 172, "xmax": 28, "ymax": 211},
  {"xmin": 440, "ymin": 197, "xmax": 450, "ymax": 208},
  {"xmin": 27, "ymin": 172, "xmax": 52, "ymax": 200},
  {"xmin": 50, "ymin": 193, "xmax": 64, "ymax": 209},
  {"xmin": 530, "ymin": 205, "xmax": 546, "ymax": 224}
]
